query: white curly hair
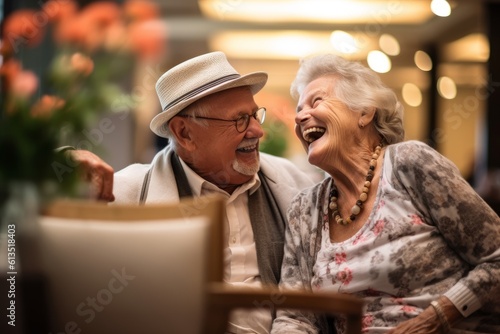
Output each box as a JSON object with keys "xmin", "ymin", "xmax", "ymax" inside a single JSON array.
[{"xmin": 290, "ymin": 53, "xmax": 405, "ymax": 144}]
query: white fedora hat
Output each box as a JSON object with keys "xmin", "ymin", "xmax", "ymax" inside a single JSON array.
[{"xmin": 150, "ymin": 51, "xmax": 268, "ymax": 138}]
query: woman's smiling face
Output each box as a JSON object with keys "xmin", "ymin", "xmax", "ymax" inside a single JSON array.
[{"xmin": 294, "ymin": 75, "xmax": 360, "ymax": 168}]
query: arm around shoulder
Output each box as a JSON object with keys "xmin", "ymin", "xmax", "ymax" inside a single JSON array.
[{"xmin": 55, "ymin": 148, "xmax": 115, "ymax": 202}]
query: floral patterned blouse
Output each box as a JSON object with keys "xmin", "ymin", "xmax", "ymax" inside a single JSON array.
[{"xmin": 271, "ymin": 141, "xmax": 500, "ymax": 334}]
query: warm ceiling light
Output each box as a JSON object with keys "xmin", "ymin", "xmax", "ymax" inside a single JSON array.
[
  {"xmin": 402, "ymin": 83, "xmax": 422, "ymax": 107},
  {"xmin": 431, "ymin": 0, "xmax": 451, "ymax": 17},
  {"xmin": 210, "ymin": 31, "xmax": 334, "ymax": 59},
  {"xmin": 442, "ymin": 33, "xmax": 489, "ymax": 62},
  {"xmin": 437, "ymin": 76, "xmax": 457, "ymax": 99},
  {"xmin": 367, "ymin": 50, "xmax": 391, "ymax": 73},
  {"xmin": 414, "ymin": 50, "xmax": 433, "ymax": 71},
  {"xmin": 209, "ymin": 30, "xmax": 378, "ymax": 59},
  {"xmin": 330, "ymin": 30, "xmax": 358, "ymax": 54},
  {"xmin": 379, "ymin": 34, "xmax": 400, "ymax": 56},
  {"xmin": 199, "ymin": 0, "xmax": 435, "ymax": 24}
]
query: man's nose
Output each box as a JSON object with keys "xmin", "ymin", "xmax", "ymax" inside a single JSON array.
[{"xmin": 245, "ymin": 116, "xmax": 264, "ymax": 138}]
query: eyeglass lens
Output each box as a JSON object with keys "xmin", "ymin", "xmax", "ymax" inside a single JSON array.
[{"xmin": 236, "ymin": 108, "xmax": 266, "ymax": 132}]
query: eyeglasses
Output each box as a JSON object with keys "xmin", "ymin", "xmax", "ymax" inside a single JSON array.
[{"xmin": 178, "ymin": 107, "xmax": 266, "ymax": 133}]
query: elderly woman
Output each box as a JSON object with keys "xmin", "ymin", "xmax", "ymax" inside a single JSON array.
[{"xmin": 271, "ymin": 54, "xmax": 500, "ymax": 334}]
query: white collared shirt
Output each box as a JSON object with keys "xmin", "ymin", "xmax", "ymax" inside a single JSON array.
[{"xmin": 179, "ymin": 159, "xmax": 272, "ymax": 334}]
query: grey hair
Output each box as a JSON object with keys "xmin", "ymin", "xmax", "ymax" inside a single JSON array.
[
  {"xmin": 290, "ymin": 54, "xmax": 404, "ymax": 144},
  {"xmin": 163, "ymin": 100, "xmax": 213, "ymax": 151}
]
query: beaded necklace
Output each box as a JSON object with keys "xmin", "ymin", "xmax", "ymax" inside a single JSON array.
[{"xmin": 329, "ymin": 144, "xmax": 382, "ymax": 225}]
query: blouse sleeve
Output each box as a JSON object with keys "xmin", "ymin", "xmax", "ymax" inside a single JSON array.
[
  {"xmin": 391, "ymin": 141, "xmax": 500, "ymax": 316},
  {"xmin": 271, "ymin": 192, "xmax": 323, "ymax": 334}
]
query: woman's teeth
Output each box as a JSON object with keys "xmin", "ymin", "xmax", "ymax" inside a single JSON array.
[{"xmin": 303, "ymin": 127, "xmax": 326, "ymax": 143}]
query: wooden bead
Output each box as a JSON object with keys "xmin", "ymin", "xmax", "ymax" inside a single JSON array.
[{"xmin": 328, "ymin": 143, "xmax": 382, "ymax": 226}]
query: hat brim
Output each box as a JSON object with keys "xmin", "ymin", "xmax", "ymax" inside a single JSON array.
[{"xmin": 150, "ymin": 71, "xmax": 268, "ymax": 138}]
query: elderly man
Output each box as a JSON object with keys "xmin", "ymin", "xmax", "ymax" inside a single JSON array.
[{"xmin": 69, "ymin": 51, "xmax": 315, "ymax": 333}]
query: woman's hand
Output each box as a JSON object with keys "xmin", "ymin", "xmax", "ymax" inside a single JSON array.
[
  {"xmin": 387, "ymin": 306, "xmax": 442, "ymax": 334},
  {"xmin": 387, "ymin": 296, "xmax": 463, "ymax": 334}
]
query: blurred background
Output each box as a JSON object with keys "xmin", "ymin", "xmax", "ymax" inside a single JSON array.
[{"xmin": 2, "ymin": 0, "xmax": 500, "ymax": 211}]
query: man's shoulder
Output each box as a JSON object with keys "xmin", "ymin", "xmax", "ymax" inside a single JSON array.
[
  {"xmin": 260, "ymin": 152, "xmax": 303, "ymax": 174},
  {"xmin": 115, "ymin": 163, "xmax": 151, "ymax": 178},
  {"xmin": 112, "ymin": 163, "xmax": 152, "ymax": 204},
  {"xmin": 114, "ymin": 145, "xmax": 170, "ymax": 180},
  {"xmin": 260, "ymin": 152, "xmax": 298, "ymax": 167},
  {"xmin": 260, "ymin": 152, "xmax": 315, "ymax": 188}
]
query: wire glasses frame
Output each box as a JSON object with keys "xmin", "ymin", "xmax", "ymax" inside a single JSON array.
[{"xmin": 177, "ymin": 107, "xmax": 266, "ymax": 133}]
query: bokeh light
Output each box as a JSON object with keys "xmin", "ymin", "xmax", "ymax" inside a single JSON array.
[
  {"xmin": 414, "ymin": 50, "xmax": 433, "ymax": 71},
  {"xmin": 330, "ymin": 30, "xmax": 358, "ymax": 54},
  {"xmin": 367, "ymin": 50, "xmax": 391, "ymax": 73},
  {"xmin": 402, "ymin": 83, "xmax": 422, "ymax": 107},
  {"xmin": 431, "ymin": 0, "xmax": 451, "ymax": 17},
  {"xmin": 437, "ymin": 76, "xmax": 457, "ymax": 99},
  {"xmin": 379, "ymin": 34, "xmax": 400, "ymax": 56}
]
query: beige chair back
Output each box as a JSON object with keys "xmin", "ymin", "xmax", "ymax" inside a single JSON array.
[{"xmin": 39, "ymin": 196, "xmax": 225, "ymax": 334}]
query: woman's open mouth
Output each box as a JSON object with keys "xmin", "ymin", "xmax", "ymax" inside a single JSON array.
[{"xmin": 302, "ymin": 127, "xmax": 326, "ymax": 143}]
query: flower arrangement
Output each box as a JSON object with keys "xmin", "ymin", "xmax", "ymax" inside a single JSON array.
[{"xmin": 0, "ymin": 0, "xmax": 167, "ymax": 203}]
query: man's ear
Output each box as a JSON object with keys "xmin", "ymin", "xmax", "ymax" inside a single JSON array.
[
  {"xmin": 168, "ymin": 117, "xmax": 196, "ymax": 151},
  {"xmin": 359, "ymin": 107, "xmax": 377, "ymax": 128}
]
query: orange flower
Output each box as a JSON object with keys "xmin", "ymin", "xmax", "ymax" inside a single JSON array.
[
  {"xmin": 31, "ymin": 95, "xmax": 66, "ymax": 117},
  {"xmin": 53, "ymin": 1, "xmax": 121, "ymax": 51},
  {"xmin": 42, "ymin": 0, "xmax": 78, "ymax": 23},
  {"xmin": 56, "ymin": 18, "xmax": 104, "ymax": 51},
  {"xmin": 70, "ymin": 53, "xmax": 94, "ymax": 76},
  {"xmin": 80, "ymin": 1, "xmax": 122, "ymax": 29},
  {"xmin": 2, "ymin": 10, "xmax": 46, "ymax": 52},
  {"xmin": 0, "ymin": 59, "xmax": 22, "ymax": 90},
  {"xmin": 128, "ymin": 20, "xmax": 168, "ymax": 61},
  {"xmin": 10, "ymin": 70, "xmax": 39, "ymax": 98},
  {"xmin": 124, "ymin": 0, "xmax": 160, "ymax": 22},
  {"xmin": 53, "ymin": 14, "xmax": 92, "ymax": 49},
  {"xmin": 104, "ymin": 22, "xmax": 129, "ymax": 52}
]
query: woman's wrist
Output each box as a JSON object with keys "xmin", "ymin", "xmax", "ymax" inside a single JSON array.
[
  {"xmin": 430, "ymin": 296, "xmax": 465, "ymax": 333},
  {"xmin": 431, "ymin": 300, "xmax": 451, "ymax": 333}
]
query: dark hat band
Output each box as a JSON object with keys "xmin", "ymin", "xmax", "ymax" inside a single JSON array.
[{"xmin": 162, "ymin": 74, "xmax": 241, "ymax": 111}]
